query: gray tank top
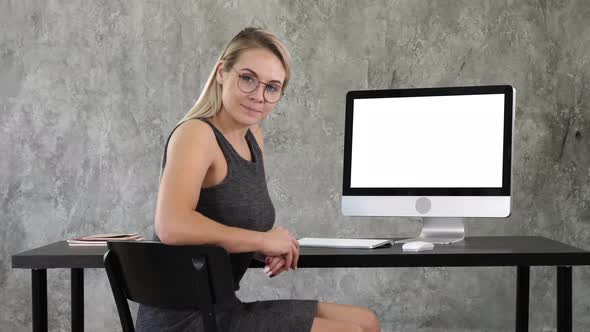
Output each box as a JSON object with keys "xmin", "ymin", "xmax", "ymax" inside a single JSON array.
[{"xmin": 157, "ymin": 118, "xmax": 275, "ymax": 290}]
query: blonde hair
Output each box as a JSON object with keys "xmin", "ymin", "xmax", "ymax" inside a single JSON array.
[{"xmin": 178, "ymin": 27, "xmax": 292, "ymax": 125}]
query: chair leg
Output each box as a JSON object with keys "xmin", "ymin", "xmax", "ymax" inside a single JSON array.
[
  {"xmin": 104, "ymin": 250, "xmax": 135, "ymax": 332},
  {"xmin": 192, "ymin": 257, "xmax": 218, "ymax": 332}
]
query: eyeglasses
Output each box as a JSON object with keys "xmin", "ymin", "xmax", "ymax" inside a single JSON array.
[{"xmin": 230, "ymin": 67, "xmax": 284, "ymax": 104}]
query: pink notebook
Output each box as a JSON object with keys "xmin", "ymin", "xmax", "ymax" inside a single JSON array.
[{"xmin": 67, "ymin": 233, "xmax": 144, "ymax": 246}]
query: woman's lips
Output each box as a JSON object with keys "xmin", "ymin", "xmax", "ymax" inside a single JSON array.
[{"xmin": 241, "ymin": 104, "xmax": 262, "ymax": 113}]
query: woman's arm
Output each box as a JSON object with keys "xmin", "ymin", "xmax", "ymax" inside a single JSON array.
[{"xmin": 154, "ymin": 120, "xmax": 265, "ymax": 252}]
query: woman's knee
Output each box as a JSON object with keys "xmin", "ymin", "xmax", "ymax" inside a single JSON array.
[
  {"xmin": 360, "ymin": 308, "xmax": 381, "ymax": 332},
  {"xmin": 343, "ymin": 306, "xmax": 380, "ymax": 332}
]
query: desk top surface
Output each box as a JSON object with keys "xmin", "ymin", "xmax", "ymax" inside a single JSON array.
[{"xmin": 11, "ymin": 236, "xmax": 590, "ymax": 269}]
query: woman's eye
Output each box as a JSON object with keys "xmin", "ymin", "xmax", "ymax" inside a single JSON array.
[
  {"xmin": 267, "ymin": 85, "xmax": 281, "ymax": 93},
  {"xmin": 241, "ymin": 75, "xmax": 256, "ymax": 83}
]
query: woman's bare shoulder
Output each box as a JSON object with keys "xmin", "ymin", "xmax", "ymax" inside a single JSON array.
[{"xmin": 168, "ymin": 118, "xmax": 217, "ymax": 156}]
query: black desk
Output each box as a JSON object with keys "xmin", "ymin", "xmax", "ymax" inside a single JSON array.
[{"xmin": 12, "ymin": 236, "xmax": 590, "ymax": 332}]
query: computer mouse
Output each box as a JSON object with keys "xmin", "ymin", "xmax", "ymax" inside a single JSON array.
[{"xmin": 402, "ymin": 241, "xmax": 434, "ymax": 252}]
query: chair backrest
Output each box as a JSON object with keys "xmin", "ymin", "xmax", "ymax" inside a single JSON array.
[{"xmin": 103, "ymin": 241, "xmax": 237, "ymax": 332}]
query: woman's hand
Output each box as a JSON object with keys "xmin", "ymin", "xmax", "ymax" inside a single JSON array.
[
  {"xmin": 264, "ymin": 249, "xmax": 299, "ymax": 278},
  {"xmin": 263, "ymin": 256, "xmax": 286, "ymax": 277},
  {"xmin": 260, "ymin": 227, "xmax": 300, "ymax": 277},
  {"xmin": 260, "ymin": 227, "xmax": 299, "ymax": 258}
]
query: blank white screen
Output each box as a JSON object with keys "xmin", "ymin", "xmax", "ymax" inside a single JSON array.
[{"xmin": 350, "ymin": 94, "xmax": 505, "ymax": 188}]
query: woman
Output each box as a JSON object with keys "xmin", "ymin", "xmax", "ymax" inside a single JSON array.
[{"xmin": 136, "ymin": 27, "xmax": 381, "ymax": 332}]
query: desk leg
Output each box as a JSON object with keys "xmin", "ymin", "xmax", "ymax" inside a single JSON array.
[
  {"xmin": 515, "ymin": 266, "xmax": 529, "ymax": 332},
  {"xmin": 32, "ymin": 269, "xmax": 48, "ymax": 332},
  {"xmin": 557, "ymin": 266, "xmax": 572, "ymax": 332},
  {"xmin": 71, "ymin": 268, "xmax": 84, "ymax": 332}
]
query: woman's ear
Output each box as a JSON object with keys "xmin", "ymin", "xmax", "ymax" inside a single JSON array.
[{"xmin": 215, "ymin": 61, "xmax": 225, "ymax": 85}]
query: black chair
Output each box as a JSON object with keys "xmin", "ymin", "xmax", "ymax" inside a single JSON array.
[{"xmin": 103, "ymin": 241, "xmax": 237, "ymax": 332}]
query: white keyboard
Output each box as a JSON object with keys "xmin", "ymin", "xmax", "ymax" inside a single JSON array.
[{"xmin": 298, "ymin": 238, "xmax": 392, "ymax": 249}]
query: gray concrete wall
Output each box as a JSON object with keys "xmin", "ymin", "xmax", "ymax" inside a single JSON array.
[{"xmin": 2, "ymin": 0, "xmax": 589, "ymax": 331}]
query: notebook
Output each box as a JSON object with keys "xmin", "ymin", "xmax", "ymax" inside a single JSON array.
[
  {"xmin": 298, "ymin": 238, "xmax": 392, "ymax": 249},
  {"xmin": 67, "ymin": 233, "xmax": 144, "ymax": 246}
]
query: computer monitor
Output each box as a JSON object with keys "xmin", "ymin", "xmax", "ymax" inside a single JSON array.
[{"xmin": 342, "ymin": 85, "xmax": 515, "ymax": 244}]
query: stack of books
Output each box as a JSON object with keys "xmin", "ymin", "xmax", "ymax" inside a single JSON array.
[{"xmin": 67, "ymin": 233, "xmax": 144, "ymax": 246}]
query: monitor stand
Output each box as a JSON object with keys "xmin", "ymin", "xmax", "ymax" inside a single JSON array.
[{"xmin": 397, "ymin": 217, "xmax": 465, "ymax": 244}]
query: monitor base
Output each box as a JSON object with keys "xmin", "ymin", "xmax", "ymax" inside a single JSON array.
[{"xmin": 397, "ymin": 217, "xmax": 465, "ymax": 244}]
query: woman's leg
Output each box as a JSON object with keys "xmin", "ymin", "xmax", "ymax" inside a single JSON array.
[
  {"xmin": 313, "ymin": 302, "xmax": 381, "ymax": 332},
  {"xmin": 310, "ymin": 317, "xmax": 364, "ymax": 332}
]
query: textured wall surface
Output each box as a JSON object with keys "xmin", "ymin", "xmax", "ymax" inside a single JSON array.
[{"xmin": 2, "ymin": 0, "xmax": 590, "ymax": 331}]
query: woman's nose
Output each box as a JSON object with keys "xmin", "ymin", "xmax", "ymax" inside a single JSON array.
[{"xmin": 249, "ymin": 85, "xmax": 265, "ymax": 103}]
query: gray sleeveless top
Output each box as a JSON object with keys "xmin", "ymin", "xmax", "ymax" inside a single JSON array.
[
  {"xmin": 137, "ymin": 118, "xmax": 317, "ymax": 332},
  {"xmin": 157, "ymin": 118, "xmax": 275, "ymax": 289}
]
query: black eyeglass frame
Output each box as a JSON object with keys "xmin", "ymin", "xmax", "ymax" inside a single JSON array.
[{"xmin": 230, "ymin": 67, "xmax": 285, "ymax": 104}]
